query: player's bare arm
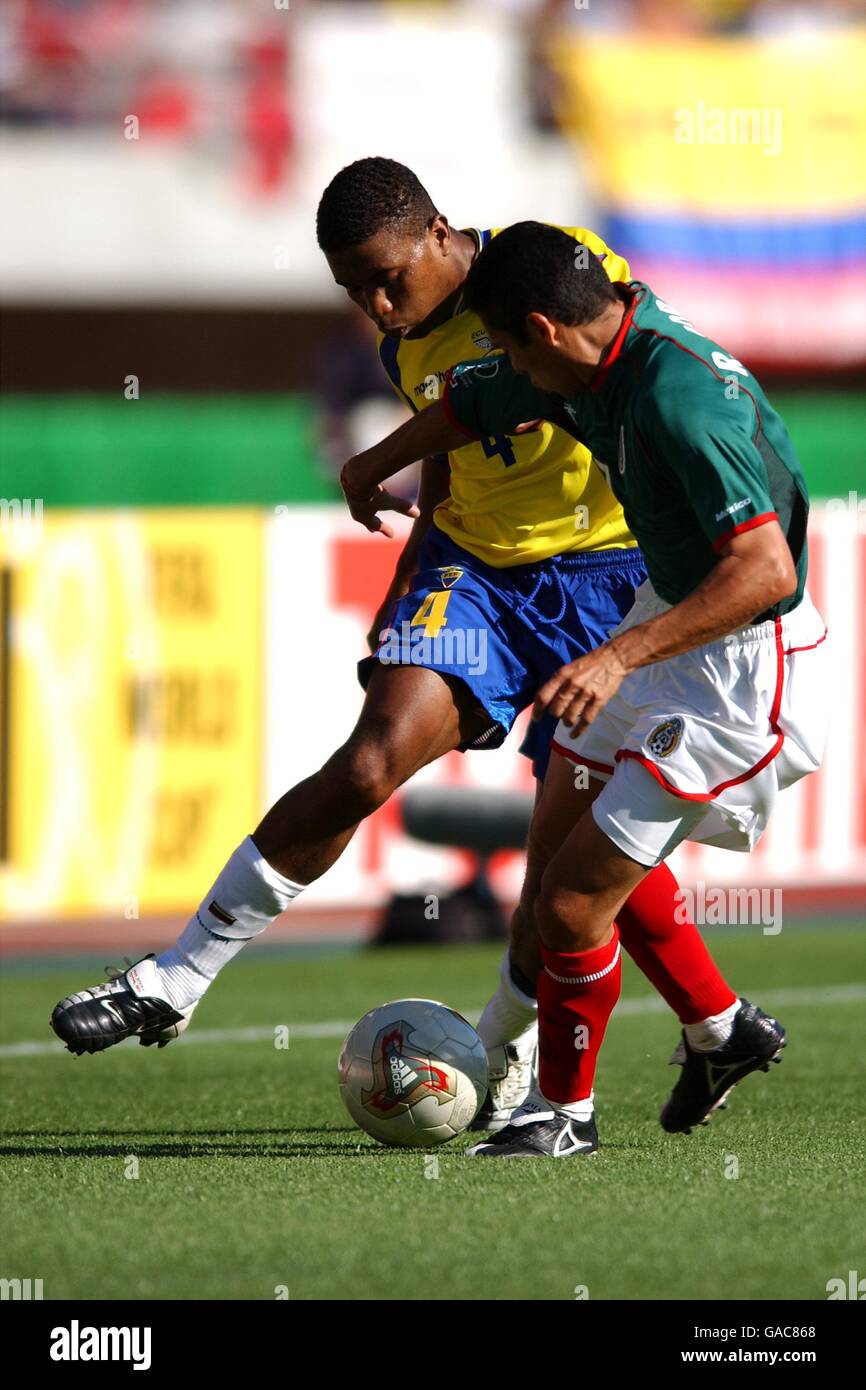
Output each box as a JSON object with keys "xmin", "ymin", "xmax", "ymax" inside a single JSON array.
[
  {"xmin": 339, "ymin": 400, "xmax": 465, "ymax": 534},
  {"xmin": 535, "ymin": 521, "xmax": 797, "ymax": 737}
]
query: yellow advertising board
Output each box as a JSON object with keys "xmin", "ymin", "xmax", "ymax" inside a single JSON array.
[
  {"xmin": 551, "ymin": 28, "xmax": 866, "ymax": 215},
  {"xmin": 0, "ymin": 510, "xmax": 262, "ymax": 917}
]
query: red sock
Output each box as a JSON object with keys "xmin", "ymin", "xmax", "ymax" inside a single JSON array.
[
  {"xmin": 615, "ymin": 864, "xmax": 737, "ymax": 1024},
  {"xmin": 537, "ymin": 928, "xmax": 621, "ymax": 1104}
]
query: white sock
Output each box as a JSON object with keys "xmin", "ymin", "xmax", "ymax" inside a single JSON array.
[
  {"xmin": 684, "ymin": 998, "xmax": 742, "ymax": 1052},
  {"xmin": 475, "ymin": 948, "xmax": 538, "ymax": 1049},
  {"xmin": 153, "ymin": 837, "xmax": 304, "ymax": 1008},
  {"xmin": 512, "ymin": 1087, "xmax": 595, "ymax": 1124},
  {"xmin": 547, "ymin": 1092, "xmax": 595, "ymax": 1123}
]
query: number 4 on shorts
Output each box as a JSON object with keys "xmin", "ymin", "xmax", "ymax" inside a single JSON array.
[{"xmin": 411, "ymin": 590, "xmax": 452, "ymax": 636}]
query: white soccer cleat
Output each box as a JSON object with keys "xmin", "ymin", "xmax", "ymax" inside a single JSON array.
[{"xmin": 468, "ymin": 1025, "xmax": 539, "ymax": 1132}]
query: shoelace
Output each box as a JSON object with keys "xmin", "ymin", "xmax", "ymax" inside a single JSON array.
[{"xmin": 104, "ymin": 957, "xmax": 135, "ymax": 984}]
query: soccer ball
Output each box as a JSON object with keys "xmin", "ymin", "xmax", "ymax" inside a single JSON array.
[{"xmin": 338, "ymin": 998, "xmax": 489, "ymax": 1147}]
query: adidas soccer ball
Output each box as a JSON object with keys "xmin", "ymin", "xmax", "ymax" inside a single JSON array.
[{"xmin": 338, "ymin": 998, "xmax": 489, "ymax": 1147}]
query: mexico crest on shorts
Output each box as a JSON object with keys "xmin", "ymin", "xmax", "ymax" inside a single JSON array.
[
  {"xmin": 647, "ymin": 716, "xmax": 685, "ymax": 759},
  {"xmin": 437, "ymin": 566, "xmax": 464, "ymax": 588}
]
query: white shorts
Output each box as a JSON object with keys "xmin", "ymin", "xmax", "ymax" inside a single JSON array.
[{"xmin": 552, "ymin": 581, "xmax": 829, "ymax": 867}]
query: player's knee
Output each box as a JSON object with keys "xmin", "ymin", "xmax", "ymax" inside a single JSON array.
[
  {"xmin": 534, "ymin": 875, "xmax": 595, "ymax": 951},
  {"xmin": 336, "ymin": 738, "xmax": 404, "ymax": 815}
]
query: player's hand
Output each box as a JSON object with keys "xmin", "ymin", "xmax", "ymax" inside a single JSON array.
[
  {"xmin": 340, "ymin": 461, "xmax": 420, "ymax": 539},
  {"xmin": 532, "ymin": 645, "xmax": 629, "ymax": 740}
]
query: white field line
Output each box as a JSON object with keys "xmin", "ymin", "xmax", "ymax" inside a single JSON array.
[{"xmin": 1, "ymin": 982, "xmax": 864, "ymax": 1060}]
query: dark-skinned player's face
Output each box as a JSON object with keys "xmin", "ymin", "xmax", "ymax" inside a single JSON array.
[{"xmin": 325, "ymin": 218, "xmax": 455, "ymax": 337}]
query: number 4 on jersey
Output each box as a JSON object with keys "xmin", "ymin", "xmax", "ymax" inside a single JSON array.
[{"xmin": 480, "ymin": 434, "xmax": 517, "ymax": 468}]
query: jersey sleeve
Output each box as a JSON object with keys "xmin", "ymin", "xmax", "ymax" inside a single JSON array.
[
  {"xmin": 556, "ymin": 225, "xmax": 631, "ymax": 286},
  {"xmin": 442, "ymin": 355, "xmax": 554, "ymax": 440},
  {"xmin": 644, "ymin": 370, "xmax": 779, "ymax": 553}
]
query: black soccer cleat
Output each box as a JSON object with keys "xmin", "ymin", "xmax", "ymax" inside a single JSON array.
[
  {"xmin": 50, "ymin": 954, "xmax": 194, "ymax": 1055},
  {"xmin": 466, "ymin": 1106, "xmax": 598, "ymax": 1159},
  {"xmin": 660, "ymin": 998, "xmax": 787, "ymax": 1134}
]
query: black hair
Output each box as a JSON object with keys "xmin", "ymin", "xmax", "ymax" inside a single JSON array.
[
  {"xmin": 316, "ymin": 157, "xmax": 437, "ymax": 253},
  {"xmin": 463, "ymin": 221, "xmax": 618, "ymax": 342}
]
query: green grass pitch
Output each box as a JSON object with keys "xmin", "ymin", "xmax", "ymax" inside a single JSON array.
[{"xmin": 1, "ymin": 921, "xmax": 863, "ymax": 1301}]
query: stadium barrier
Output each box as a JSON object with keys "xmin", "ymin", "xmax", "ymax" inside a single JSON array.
[{"xmin": 1, "ymin": 504, "xmax": 863, "ymax": 922}]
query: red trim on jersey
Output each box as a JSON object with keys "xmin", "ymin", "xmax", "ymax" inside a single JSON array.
[
  {"xmin": 713, "ymin": 510, "xmax": 779, "ymax": 552},
  {"xmin": 590, "ymin": 291, "xmax": 639, "ymax": 394},
  {"xmin": 442, "ymin": 376, "xmax": 479, "ymax": 439},
  {"xmin": 615, "ymin": 618, "xmax": 787, "ymax": 803},
  {"xmin": 550, "ymin": 741, "xmax": 615, "ymax": 777}
]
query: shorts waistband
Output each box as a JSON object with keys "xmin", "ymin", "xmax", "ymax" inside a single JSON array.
[
  {"xmin": 626, "ymin": 581, "xmax": 821, "ymax": 647},
  {"xmin": 422, "ymin": 527, "xmax": 645, "ymax": 579},
  {"xmin": 517, "ymin": 546, "xmax": 645, "ymax": 575},
  {"xmin": 729, "ymin": 598, "xmax": 812, "ymax": 646}
]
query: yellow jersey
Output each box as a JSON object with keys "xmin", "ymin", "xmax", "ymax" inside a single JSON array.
[{"xmin": 376, "ymin": 224, "xmax": 637, "ymax": 567}]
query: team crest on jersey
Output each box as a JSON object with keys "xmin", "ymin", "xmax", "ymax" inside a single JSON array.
[
  {"xmin": 472, "ymin": 329, "xmax": 493, "ymax": 351},
  {"xmin": 647, "ymin": 716, "xmax": 684, "ymax": 759},
  {"xmin": 437, "ymin": 566, "xmax": 464, "ymax": 588}
]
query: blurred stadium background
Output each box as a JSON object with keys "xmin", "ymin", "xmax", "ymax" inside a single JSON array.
[{"xmin": 2, "ymin": 0, "xmax": 865, "ymax": 956}]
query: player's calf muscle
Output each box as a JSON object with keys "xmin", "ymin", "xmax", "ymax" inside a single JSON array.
[
  {"xmin": 510, "ymin": 764, "xmax": 604, "ymax": 970},
  {"xmin": 254, "ymin": 736, "xmax": 425, "ymax": 877},
  {"xmin": 253, "ymin": 666, "xmax": 480, "ymax": 879}
]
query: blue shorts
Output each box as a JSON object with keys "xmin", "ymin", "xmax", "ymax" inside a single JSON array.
[{"xmin": 358, "ymin": 527, "xmax": 647, "ymax": 779}]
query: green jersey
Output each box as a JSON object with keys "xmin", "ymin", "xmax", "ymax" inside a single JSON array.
[{"xmin": 443, "ymin": 281, "xmax": 809, "ymax": 616}]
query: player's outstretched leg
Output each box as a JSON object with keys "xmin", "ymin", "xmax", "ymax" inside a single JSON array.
[
  {"xmin": 660, "ymin": 998, "xmax": 787, "ymax": 1134},
  {"xmin": 49, "ymin": 665, "xmax": 488, "ymax": 1055}
]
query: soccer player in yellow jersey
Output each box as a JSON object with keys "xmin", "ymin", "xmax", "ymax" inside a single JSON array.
[{"xmin": 50, "ymin": 161, "xmax": 741, "ymax": 1139}]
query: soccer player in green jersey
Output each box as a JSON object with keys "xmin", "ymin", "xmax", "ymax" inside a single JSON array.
[{"xmin": 339, "ymin": 222, "xmax": 829, "ymax": 1158}]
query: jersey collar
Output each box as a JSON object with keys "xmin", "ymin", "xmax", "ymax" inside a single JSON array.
[
  {"xmin": 451, "ymin": 227, "xmax": 488, "ymax": 318},
  {"xmin": 590, "ymin": 284, "xmax": 641, "ymax": 394}
]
